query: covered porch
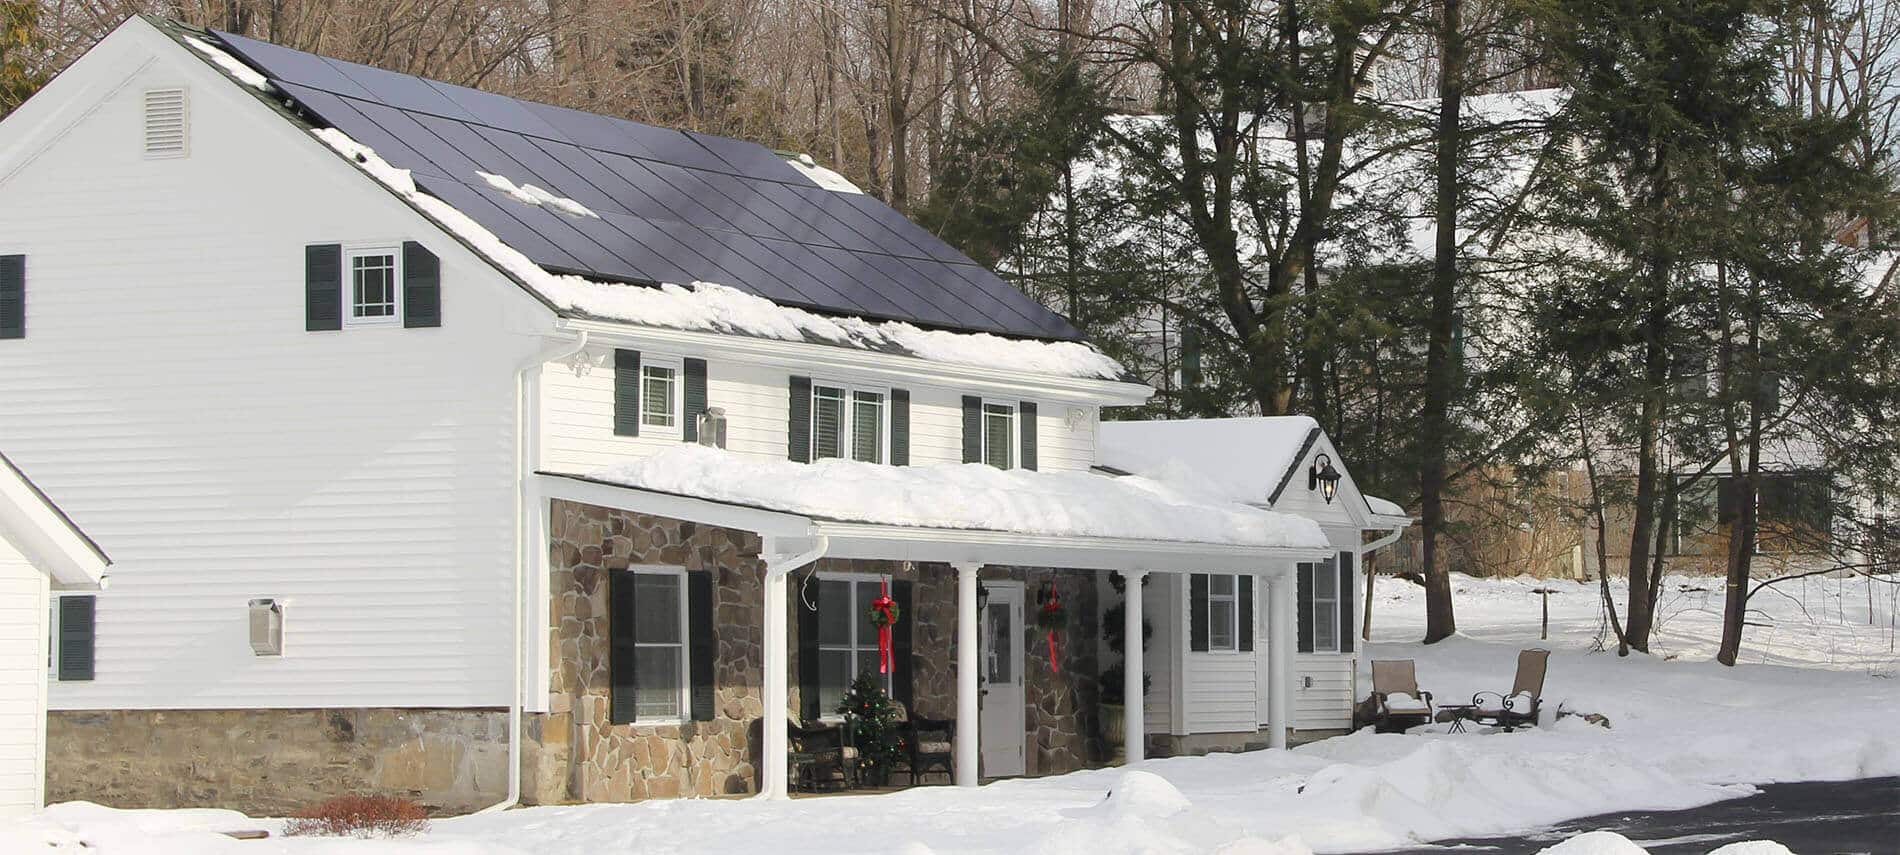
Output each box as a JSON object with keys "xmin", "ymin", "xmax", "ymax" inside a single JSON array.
[{"xmin": 536, "ymin": 452, "xmax": 1333, "ymax": 799}]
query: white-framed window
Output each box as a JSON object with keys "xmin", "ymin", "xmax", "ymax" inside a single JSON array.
[
  {"xmin": 641, "ymin": 360, "xmax": 681, "ymax": 434},
  {"xmin": 811, "ymin": 383, "xmax": 886, "ymax": 464},
  {"xmin": 345, "ymin": 247, "xmax": 401, "ymax": 325},
  {"xmin": 1207, "ymin": 574, "xmax": 1239, "ymax": 651},
  {"xmin": 1311, "ymin": 558, "xmax": 1340, "ymax": 653},
  {"xmin": 46, "ymin": 597, "xmax": 60, "ymax": 678},
  {"xmin": 815, "ymin": 572, "xmax": 891, "ymax": 718},
  {"xmin": 981, "ymin": 401, "xmax": 1015, "ymax": 469},
  {"xmin": 627, "ymin": 566, "xmax": 690, "ymax": 722}
]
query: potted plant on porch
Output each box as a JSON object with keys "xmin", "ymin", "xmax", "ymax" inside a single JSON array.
[{"xmin": 1097, "ymin": 572, "xmax": 1153, "ymax": 762}]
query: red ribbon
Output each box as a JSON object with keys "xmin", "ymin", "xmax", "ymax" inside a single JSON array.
[
  {"xmin": 873, "ymin": 580, "xmax": 895, "ymax": 675},
  {"xmin": 1042, "ymin": 588, "xmax": 1061, "ymax": 673}
]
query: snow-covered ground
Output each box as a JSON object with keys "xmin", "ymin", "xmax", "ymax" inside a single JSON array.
[{"xmin": 7, "ymin": 572, "xmax": 1895, "ymax": 854}]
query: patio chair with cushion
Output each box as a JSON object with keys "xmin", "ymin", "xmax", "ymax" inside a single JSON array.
[
  {"xmin": 1366, "ymin": 659, "xmax": 1436, "ymax": 733},
  {"xmin": 1471, "ymin": 648, "xmax": 1549, "ymax": 731},
  {"xmin": 905, "ymin": 716, "xmax": 955, "ymax": 785},
  {"xmin": 788, "ymin": 719, "xmax": 853, "ymax": 792}
]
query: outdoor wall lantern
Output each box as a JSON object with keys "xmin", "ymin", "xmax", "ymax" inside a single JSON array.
[{"xmin": 1309, "ymin": 454, "xmax": 1342, "ymax": 504}]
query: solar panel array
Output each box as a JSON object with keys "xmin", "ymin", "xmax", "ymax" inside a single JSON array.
[{"xmin": 210, "ymin": 31, "xmax": 1082, "ymax": 342}]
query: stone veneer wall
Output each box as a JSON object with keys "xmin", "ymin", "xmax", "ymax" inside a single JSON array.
[
  {"xmin": 46, "ymin": 708, "xmax": 508, "ymax": 815},
  {"xmin": 527, "ymin": 500, "xmax": 1107, "ymax": 803}
]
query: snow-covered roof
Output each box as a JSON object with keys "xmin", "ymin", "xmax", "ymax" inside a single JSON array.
[
  {"xmin": 580, "ymin": 445, "xmax": 1329, "ymax": 549},
  {"xmin": 1098, "ymin": 416, "xmax": 1321, "ymax": 505},
  {"xmin": 0, "ymin": 451, "xmax": 109, "ymax": 588},
  {"xmin": 1364, "ymin": 494, "xmax": 1407, "ymax": 517},
  {"xmin": 169, "ymin": 22, "xmax": 1131, "ymax": 383}
]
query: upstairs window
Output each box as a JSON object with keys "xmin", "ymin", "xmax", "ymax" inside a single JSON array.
[
  {"xmin": 346, "ymin": 248, "xmax": 399, "ymax": 325},
  {"xmin": 981, "ymin": 403, "xmax": 1015, "ymax": 469},
  {"xmin": 811, "ymin": 384, "xmax": 885, "ymax": 464},
  {"xmin": 642, "ymin": 363, "xmax": 679, "ymax": 431}
]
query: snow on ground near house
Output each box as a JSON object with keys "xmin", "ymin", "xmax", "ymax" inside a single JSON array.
[
  {"xmin": 304, "ymin": 129, "xmax": 1127, "ymax": 382},
  {"xmin": 585, "ymin": 444, "xmax": 1330, "ymax": 548},
  {"xmin": 11, "ymin": 573, "xmax": 1894, "ymax": 854}
]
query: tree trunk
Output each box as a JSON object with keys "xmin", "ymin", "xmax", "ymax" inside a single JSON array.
[
  {"xmin": 1419, "ymin": 0, "xmax": 1464, "ymax": 644},
  {"xmin": 1717, "ymin": 265, "xmax": 1765, "ymax": 665},
  {"xmin": 885, "ymin": 0, "xmax": 910, "ymax": 212},
  {"xmin": 1623, "ymin": 275, "xmax": 1672, "ymax": 652}
]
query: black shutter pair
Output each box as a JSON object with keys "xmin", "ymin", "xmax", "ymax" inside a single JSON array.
[
  {"xmin": 608, "ymin": 570, "xmax": 716, "ymax": 724},
  {"xmin": 0, "ymin": 254, "xmax": 24, "ymax": 340},
  {"xmin": 304, "ymin": 242, "xmax": 440, "ymax": 330},
  {"xmin": 615, "ymin": 351, "xmax": 707, "ymax": 439},
  {"xmin": 795, "ymin": 578, "xmax": 914, "ymax": 720},
  {"xmin": 1293, "ymin": 555, "xmax": 1356, "ymax": 653},
  {"xmin": 788, "ymin": 377, "xmax": 909, "ymax": 464},
  {"xmin": 958, "ymin": 397, "xmax": 1038, "ymax": 469},
  {"xmin": 57, "ymin": 595, "xmax": 96, "ymax": 681},
  {"xmin": 1187, "ymin": 574, "xmax": 1254, "ymax": 652}
]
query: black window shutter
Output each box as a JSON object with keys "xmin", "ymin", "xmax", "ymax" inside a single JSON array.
[
  {"xmin": 890, "ymin": 389, "xmax": 911, "ymax": 466},
  {"xmin": 0, "ymin": 254, "xmax": 24, "ymax": 340},
  {"xmin": 688, "ymin": 570, "xmax": 716, "ymax": 721},
  {"xmin": 961, "ymin": 396, "xmax": 982, "ymax": 463},
  {"xmin": 57, "ymin": 595, "xmax": 95, "ymax": 682},
  {"xmin": 304, "ymin": 244, "xmax": 342, "ymax": 331},
  {"xmin": 1019, "ymin": 402, "xmax": 1038, "ymax": 471},
  {"xmin": 683, "ymin": 358, "xmax": 708, "ymax": 443},
  {"xmin": 1296, "ymin": 563, "xmax": 1315, "ymax": 653},
  {"xmin": 1238, "ymin": 575, "xmax": 1254, "ymax": 652},
  {"xmin": 796, "ymin": 577, "xmax": 821, "ymax": 720},
  {"xmin": 788, "ymin": 376, "xmax": 813, "ymax": 462},
  {"xmin": 401, "ymin": 241, "xmax": 441, "ymax": 328},
  {"xmin": 1188, "ymin": 573, "xmax": 1209, "ymax": 652},
  {"xmin": 892, "ymin": 580, "xmax": 914, "ymax": 709},
  {"xmin": 608, "ymin": 570, "xmax": 638, "ymax": 723},
  {"xmin": 1338, "ymin": 552, "xmax": 1356, "ymax": 654},
  {"xmin": 613, "ymin": 349, "xmax": 641, "ymax": 437}
]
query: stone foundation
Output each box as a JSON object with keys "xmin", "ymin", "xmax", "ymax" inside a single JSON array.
[{"xmin": 46, "ymin": 707, "xmax": 508, "ymax": 815}]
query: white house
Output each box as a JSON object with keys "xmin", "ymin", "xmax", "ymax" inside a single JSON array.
[
  {"xmin": 0, "ymin": 452, "xmax": 108, "ymax": 817},
  {"xmin": 1098, "ymin": 417, "xmax": 1410, "ymax": 749},
  {"xmin": 0, "ymin": 15, "xmax": 1385, "ymax": 814}
]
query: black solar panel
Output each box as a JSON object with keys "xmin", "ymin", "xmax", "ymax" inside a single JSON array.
[{"xmin": 212, "ymin": 30, "xmax": 1083, "ymax": 341}]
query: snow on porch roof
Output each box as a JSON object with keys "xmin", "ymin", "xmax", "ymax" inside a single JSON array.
[
  {"xmin": 1098, "ymin": 416, "xmax": 1322, "ymax": 505},
  {"xmin": 572, "ymin": 445, "xmax": 1328, "ymax": 551}
]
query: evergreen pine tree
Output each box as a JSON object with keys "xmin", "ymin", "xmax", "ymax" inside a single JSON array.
[
  {"xmin": 1, "ymin": 1, "xmax": 47, "ymax": 120},
  {"xmin": 836, "ymin": 673, "xmax": 904, "ymax": 784}
]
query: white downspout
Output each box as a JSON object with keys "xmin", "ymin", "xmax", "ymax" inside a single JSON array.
[
  {"xmin": 480, "ymin": 327, "xmax": 589, "ymax": 815},
  {"xmin": 755, "ymin": 534, "xmax": 829, "ymax": 799}
]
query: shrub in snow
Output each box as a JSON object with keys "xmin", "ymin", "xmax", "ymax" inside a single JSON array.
[
  {"xmin": 283, "ymin": 795, "xmax": 429, "ymax": 838},
  {"xmin": 1535, "ymin": 830, "xmax": 1650, "ymax": 855},
  {"xmin": 1096, "ymin": 770, "xmax": 1192, "ymax": 818},
  {"xmin": 1705, "ymin": 843, "xmax": 1796, "ymax": 855}
]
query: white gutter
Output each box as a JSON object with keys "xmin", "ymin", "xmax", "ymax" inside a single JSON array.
[
  {"xmin": 755, "ymin": 534, "xmax": 829, "ymax": 800},
  {"xmin": 1362, "ymin": 523, "xmax": 1408, "ymax": 554},
  {"xmin": 480, "ymin": 328, "xmax": 590, "ymax": 815}
]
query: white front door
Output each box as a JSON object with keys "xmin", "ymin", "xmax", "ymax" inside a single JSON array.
[{"xmin": 979, "ymin": 581, "xmax": 1026, "ymax": 778}]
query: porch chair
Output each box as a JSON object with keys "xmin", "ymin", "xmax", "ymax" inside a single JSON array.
[
  {"xmin": 1365, "ymin": 659, "xmax": 1436, "ymax": 733},
  {"xmin": 1471, "ymin": 648, "xmax": 1550, "ymax": 731},
  {"xmin": 788, "ymin": 719, "xmax": 854, "ymax": 792},
  {"xmin": 905, "ymin": 715, "xmax": 956, "ymax": 785}
]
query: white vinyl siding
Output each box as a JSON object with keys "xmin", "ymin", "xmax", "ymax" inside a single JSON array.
[
  {"xmin": 0, "ymin": 543, "xmax": 49, "ymax": 815},
  {"xmin": 1294, "ymin": 655, "xmax": 1356, "ymax": 730},
  {"xmin": 0, "ymin": 43, "xmax": 549, "ymax": 710}
]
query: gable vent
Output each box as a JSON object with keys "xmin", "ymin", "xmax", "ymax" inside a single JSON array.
[{"xmin": 143, "ymin": 88, "xmax": 188, "ymax": 159}]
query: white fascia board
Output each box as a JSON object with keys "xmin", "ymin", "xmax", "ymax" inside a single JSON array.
[
  {"xmin": 813, "ymin": 521, "xmax": 1329, "ymax": 573},
  {"xmin": 536, "ymin": 472, "xmax": 815, "ymax": 539},
  {"xmin": 0, "ymin": 463, "xmax": 108, "ymax": 588},
  {"xmin": 559, "ymin": 318, "xmax": 1154, "ymax": 407}
]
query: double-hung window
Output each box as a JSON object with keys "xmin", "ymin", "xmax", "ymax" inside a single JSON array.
[
  {"xmin": 811, "ymin": 384, "xmax": 885, "ymax": 464},
  {"xmin": 345, "ymin": 247, "xmax": 400, "ymax": 325},
  {"xmin": 627, "ymin": 568, "xmax": 689, "ymax": 721},
  {"xmin": 1207, "ymin": 574, "xmax": 1238, "ymax": 651},
  {"xmin": 1310, "ymin": 558, "xmax": 1339, "ymax": 652},
  {"xmin": 816, "ymin": 574, "xmax": 890, "ymax": 717},
  {"xmin": 981, "ymin": 402, "xmax": 1014, "ymax": 469},
  {"xmin": 642, "ymin": 361, "xmax": 681, "ymax": 433}
]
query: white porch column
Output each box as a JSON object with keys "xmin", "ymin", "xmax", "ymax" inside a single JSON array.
[
  {"xmin": 1266, "ymin": 570, "xmax": 1293, "ymax": 750},
  {"xmin": 759, "ymin": 568, "xmax": 790, "ymax": 797},
  {"xmin": 1123, "ymin": 569, "xmax": 1148, "ymax": 764},
  {"xmin": 955, "ymin": 562, "xmax": 981, "ymax": 787}
]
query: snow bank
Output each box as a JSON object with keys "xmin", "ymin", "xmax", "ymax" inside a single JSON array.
[
  {"xmin": 1537, "ymin": 830, "xmax": 1650, "ymax": 855},
  {"xmin": 586, "ymin": 444, "xmax": 1329, "ymax": 548},
  {"xmin": 307, "ymin": 129, "xmax": 1128, "ymax": 381}
]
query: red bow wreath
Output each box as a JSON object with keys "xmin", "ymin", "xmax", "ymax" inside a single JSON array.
[{"xmin": 871, "ymin": 580, "xmax": 897, "ymax": 674}]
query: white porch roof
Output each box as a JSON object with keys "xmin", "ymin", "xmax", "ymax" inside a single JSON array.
[
  {"xmin": 0, "ymin": 451, "xmax": 109, "ymax": 589},
  {"xmin": 538, "ymin": 446, "xmax": 1333, "ymax": 573}
]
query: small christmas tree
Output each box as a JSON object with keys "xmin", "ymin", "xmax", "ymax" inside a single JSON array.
[{"xmin": 836, "ymin": 673, "xmax": 904, "ymax": 785}]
